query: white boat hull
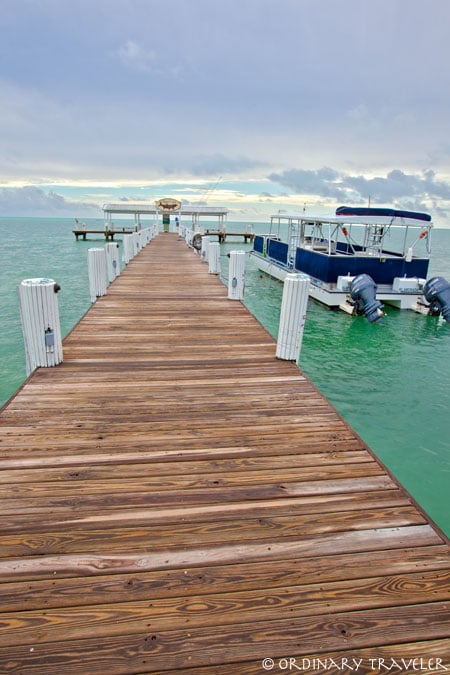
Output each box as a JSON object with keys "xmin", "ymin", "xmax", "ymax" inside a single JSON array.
[{"xmin": 250, "ymin": 252, "xmax": 425, "ymax": 312}]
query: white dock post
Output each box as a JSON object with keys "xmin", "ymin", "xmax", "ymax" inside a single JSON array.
[
  {"xmin": 122, "ymin": 234, "xmax": 134, "ymax": 264},
  {"xmin": 18, "ymin": 278, "xmax": 63, "ymax": 375},
  {"xmin": 132, "ymin": 231, "xmax": 140, "ymax": 255},
  {"xmin": 185, "ymin": 228, "xmax": 193, "ymax": 247},
  {"xmin": 276, "ymin": 273, "xmax": 310, "ymax": 361},
  {"xmin": 105, "ymin": 242, "xmax": 120, "ymax": 282},
  {"xmin": 227, "ymin": 250, "xmax": 246, "ymax": 300},
  {"xmin": 201, "ymin": 235, "xmax": 210, "ymax": 262},
  {"xmin": 208, "ymin": 242, "xmax": 221, "ymax": 274},
  {"xmin": 88, "ymin": 247, "xmax": 108, "ymax": 303}
]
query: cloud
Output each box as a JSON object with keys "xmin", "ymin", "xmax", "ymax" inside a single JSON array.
[
  {"xmin": 187, "ymin": 154, "xmax": 265, "ymax": 177},
  {"xmin": 117, "ymin": 40, "xmax": 158, "ymax": 73},
  {"xmin": 268, "ymin": 168, "xmax": 350, "ymax": 202},
  {"xmin": 269, "ymin": 168, "xmax": 450, "ymax": 212},
  {"xmin": 0, "ymin": 0, "xmax": 449, "ymax": 218},
  {"xmin": 0, "ymin": 186, "xmax": 100, "ymax": 217}
]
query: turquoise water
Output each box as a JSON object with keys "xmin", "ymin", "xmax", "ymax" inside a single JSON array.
[{"xmin": 1, "ymin": 217, "xmax": 449, "ymax": 536}]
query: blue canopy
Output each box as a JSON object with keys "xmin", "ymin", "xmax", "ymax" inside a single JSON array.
[{"xmin": 336, "ymin": 206, "xmax": 431, "ymax": 222}]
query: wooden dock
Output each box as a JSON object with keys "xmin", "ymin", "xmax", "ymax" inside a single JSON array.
[
  {"xmin": 1, "ymin": 233, "xmax": 449, "ymax": 673},
  {"xmin": 73, "ymin": 228, "xmax": 135, "ymax": 240},
  {"xmin": 204, "ymin": 229, "xmax": 255, "ymax": 243}
]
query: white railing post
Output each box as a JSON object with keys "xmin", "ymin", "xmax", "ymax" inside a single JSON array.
[
  {"xmin": 201, "ymin": 235, "xmax": 210, "ymax": 262},
  {"xmin": 18, "ymin": 278, "xmax": 63, "ymax": 375},
  {"xmin": 208, "ymin": 242, "xmax": 221, "ymax": 274},
  {"xmin": 132, "ymin": 232, "xmax": 140, "ymax": 255},
  {"xmin": 228, "ymin": 250, "xmax": 246, "ymax": 300},
  {"xmin": 122, "ymin": 234, "xmax": 133, "ymax": 264},
  {"xmin": 88, "ymin": 248, "xmax": 108, "ymax": 303},
  {"xmin": 105, "ymin": 242, "xmax": 120, "ymax": 282},
  {"xmin": 276, "ymin": 273, "xmax": 310, "ymax": 361}
]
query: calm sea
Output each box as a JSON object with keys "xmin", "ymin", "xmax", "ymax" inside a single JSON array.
[{"xmin": 1, "ymin": 217, "xmax": 449, "ymax": 536}]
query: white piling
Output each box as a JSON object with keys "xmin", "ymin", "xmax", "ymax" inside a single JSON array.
[
  {"xmin": 228, "ymin": 250, "xmax": 246, "ymax": 300},
  {"xmin": 201, "ymin": 235, "xmax": 210, "ymax": 262},
  {"xmin": 208, "ymin": 242, "xmax": 221, "ymax": 274},
  {"xmin": 88, "ymin": 247, "xmax": 108, "ymax": 302},
  {"xmin": 132, "ymin": 232, "xmax": 140, "ymax": 255},
  {"xmin": 18, "ymin": 278, "xmax": 63, "ymax": 375},
  {"xmin": 105, "ymin": 242, "xmax": 120, "ymax": 282},
  {"xmin": 122, "ymin": 234, "xmax": 134, "ymax": 264},
  {"xmin": 276, "ymin": 273, "xmax": 310, "ymax": 361}
]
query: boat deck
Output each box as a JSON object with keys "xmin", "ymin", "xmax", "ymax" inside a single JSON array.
[{"xmin": 0, "ymin": 233, "xmax": 449, "ymax": 673}]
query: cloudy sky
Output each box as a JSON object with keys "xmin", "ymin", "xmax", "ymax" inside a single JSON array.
[{"xmin": 1, "ymin": 0, "xmax": 450, "ymax": 223}]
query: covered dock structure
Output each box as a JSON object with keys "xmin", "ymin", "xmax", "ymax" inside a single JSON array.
[{"xmin": 103, "ymin": 203, "xmax": 228, "ymax": 231}]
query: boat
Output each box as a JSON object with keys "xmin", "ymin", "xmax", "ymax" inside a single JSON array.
[{"xmin": 250, "ymin": 205, "xmax": 450, "ymax": 322}]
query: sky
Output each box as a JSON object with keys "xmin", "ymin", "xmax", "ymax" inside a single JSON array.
[{"xmin": 1, "ymin": 0, "xmax": 450, "ymax": 223}]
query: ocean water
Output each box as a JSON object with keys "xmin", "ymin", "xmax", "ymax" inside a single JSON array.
[{"xmin": 1, "ymin": 217, "xmax": 449, "ymax": 536}]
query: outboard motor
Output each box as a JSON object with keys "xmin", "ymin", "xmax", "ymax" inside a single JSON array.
[
  {"xmin": 423, "ymin": 276, "xmax": 450, "ymax": 322},
  {"xmin": 350, "ymin": 274, "xmax": 384, "ymax": 323}
]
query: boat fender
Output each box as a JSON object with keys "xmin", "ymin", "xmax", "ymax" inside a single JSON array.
[
  {"xmin": 192, "ymin": 233, "xmax": 203, "ymax": 251},
  {"xmin": 350, "ymin": 274, "xmax": 384, "ymax": 323},
  {"xmin": 423, "ymin": 276, "xmax": 450, "ymax": 322}
]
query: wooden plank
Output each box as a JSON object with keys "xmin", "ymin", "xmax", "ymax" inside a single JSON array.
[
  {"xmin": 0, "ymin": 603, "xmax": 448, "ymax": 674},
  {"xmin": 158, "ymin": 640, "xmax": 450, "ymax": 675},
  {"xmin": 1, "ymin": 569, "xmax": 449, "ymax": 649},
  {"xmin": 0, "ymin": 526, "xmax": 442, "ymax": 581},
  {"xmin": 2, "ymin": 545, "xmax": 449, "ymax": 612}
]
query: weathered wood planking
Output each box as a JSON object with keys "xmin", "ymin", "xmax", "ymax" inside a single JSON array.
[{"xmin": 0, "ymin": 233, "xmax": 449, "ymax": 674}]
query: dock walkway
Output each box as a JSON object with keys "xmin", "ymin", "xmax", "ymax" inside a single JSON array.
[{"xmin": 0, "ymin": 233, "xmax": 449, "ymax": 673}]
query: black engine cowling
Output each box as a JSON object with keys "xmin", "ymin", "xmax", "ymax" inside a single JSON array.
[
  {"xmin": 423, "ymin": 276, "xmax": 450, "ymax": 322},
  {"xmin": 350, "ymin": 274, "xmax": 384, "ymax": 323}
]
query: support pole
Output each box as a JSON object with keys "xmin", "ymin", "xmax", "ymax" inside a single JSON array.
[
  {"xmin": 276, "ymin": 273, "xmax": 310, "ymax": 361},
  {"xmin": 227, "ymin": 251, "xmax": 246, "ymax": 300},
  {"xmin": 18, "ymin": 278, "xmax": 63, "ymax": 375},
  {"xmin": 208, "ymin": 242, "xmax": 221, "ymax": 275},
  {"xmin": 88, "ymin": 248, "xmax": 108, "ymax": 303}
]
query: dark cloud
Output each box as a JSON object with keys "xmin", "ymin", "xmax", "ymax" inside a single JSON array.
[
  {"xmin": 0, "ymin": 186, "xmax": 100, "ymax": 217},
  {"xmin": 269, "ymin": 168, "xmax": 450, "ymax": 210},
  {"xmin": 268, "ymin": 168, "xmax": 353, "ymax": 202},
  {"xmin": 0, "ymin": 1, "xmax": 449, "ymax": 217}
]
